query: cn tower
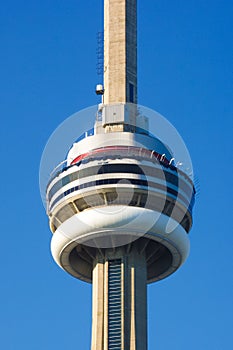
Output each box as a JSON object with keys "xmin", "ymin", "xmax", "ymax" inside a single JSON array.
[{"xmin": 45, "ymin": 1, "xmax": 195, "ymax": 349}]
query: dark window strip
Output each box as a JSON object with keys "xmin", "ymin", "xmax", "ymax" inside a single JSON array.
[
  {"xmin": 49, "ymin": 177, "xmax": 194, "ymax": 212},
  {"xmin": 48, "ymin": 163, "xmax": 193, "ymax": 202}
]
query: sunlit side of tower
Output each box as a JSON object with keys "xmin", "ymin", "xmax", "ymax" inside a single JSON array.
[{"xmin": 46, "ymin": 1, "xmax": 195, "ymax": 349}]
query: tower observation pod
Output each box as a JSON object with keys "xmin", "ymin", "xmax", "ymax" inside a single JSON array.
[{"xmin": 45, "ymin": 0, "xmax": 195, "ymax": 349}]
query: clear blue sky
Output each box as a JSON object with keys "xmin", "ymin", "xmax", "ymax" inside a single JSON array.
[{"xmin": 1, "ymin": 0, "xmax": 232, "ymax": 349}]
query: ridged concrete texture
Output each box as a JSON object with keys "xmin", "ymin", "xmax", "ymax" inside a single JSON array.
[
  {"xmin": 91, "ymin": 246, "xmax": 147, "ymax": 350},
  {"xmin": 104, "ymin": 0, "xmax": 137, "ymax": 104}
]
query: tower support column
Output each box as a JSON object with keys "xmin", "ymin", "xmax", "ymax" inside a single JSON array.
[
  {"xmin": 91, "ymin": 245, "xmax": 147, "ymax": 350},
  {"xmin": 104, "ymin": 0, "xmax": 137, "ymax": 104}
]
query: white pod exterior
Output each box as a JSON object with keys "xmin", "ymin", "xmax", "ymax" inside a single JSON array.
[
  {"xmin": 51, "ymin": 207, "xmax": 190, "ymax": 283},
  {"xmin": 46, "ymin": 112, "xmax": 195, "ymax": 283}
]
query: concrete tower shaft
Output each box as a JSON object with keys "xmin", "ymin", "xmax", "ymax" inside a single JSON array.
[
  {"xmin": 91, "ymin": 246, "xmax": 147, "ymax": 350},
  {"xmin": 104, "ymin": 0, "xmax": 137, "ymax": 104}
]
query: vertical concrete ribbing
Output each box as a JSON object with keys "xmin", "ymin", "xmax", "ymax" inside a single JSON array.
[
  {"xmin": 104, "ymin": 260, "xmax": 109, "ymax": 350},
  {"xmin": 104, "ymin": 0, "xmax": 137, "ymax": 104},
  {"xmin": 127, "ymin": 249, "xmax": 147, "ymax": 350},
  {"xmin": 91, "ymin": 260, "xmax": 104, "ymax": 350},
  {"xmin": 91, "ymin": 247, "xmax": 147, "ymax": 350}
]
